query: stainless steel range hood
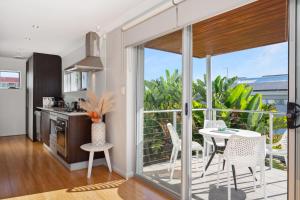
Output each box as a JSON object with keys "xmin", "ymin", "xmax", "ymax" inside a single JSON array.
[{"xmin": 65, "ymin": 32, "xmax": 103, "ymax": 72}]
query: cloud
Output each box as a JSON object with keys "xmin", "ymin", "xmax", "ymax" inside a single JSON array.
[{"xmin": 253, "ymin": 42, "xmax": 287, "ymax": 70}]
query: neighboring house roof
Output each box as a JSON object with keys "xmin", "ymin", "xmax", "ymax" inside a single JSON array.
[
  {"xmin": 237, "ymin": 74, "xmax": 288, "ymax": 91},
  {"xmin": 0, "ymin": 77, "xmax": 19, "ymax": 83}
]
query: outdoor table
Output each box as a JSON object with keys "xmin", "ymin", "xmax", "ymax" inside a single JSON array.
[{"xmin": 198, "ymin": 128, "xmax": 261, "ymax": 189}]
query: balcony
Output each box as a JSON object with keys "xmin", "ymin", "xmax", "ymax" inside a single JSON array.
[{"xmin": 140, "ymin": 108, "xmax": 287, "ymax": 199}]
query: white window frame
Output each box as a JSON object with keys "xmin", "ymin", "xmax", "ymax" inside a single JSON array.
[
  {"xmin": 64, "ymin": 72, "xmax": 88, "ymax": 93},
  {"xmin": 0, "ymin": 70, "xmax": 21, "ymax": 89}
]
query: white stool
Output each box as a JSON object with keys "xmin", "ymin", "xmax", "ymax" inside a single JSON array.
[{"xmin": 80, "ymin": 143, "xmax": 113, "ymax": 178}]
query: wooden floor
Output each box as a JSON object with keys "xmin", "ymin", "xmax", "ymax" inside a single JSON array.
[{"xmin": 0, "ymin": 135, "xmax": 173, "ymax": 200}]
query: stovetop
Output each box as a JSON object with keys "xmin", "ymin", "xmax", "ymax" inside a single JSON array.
[{"xmin": 52, "ymin": 107, "xmax": 85, "ymax": 113}]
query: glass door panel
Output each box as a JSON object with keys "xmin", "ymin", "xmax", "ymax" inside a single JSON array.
[
  {"xmin": 191, "ymin": 0, "xmax": 288, "ymax": 199},
  {"xmin": 136, "ymin": 30, "xmax": 183, "ymax": 195}
]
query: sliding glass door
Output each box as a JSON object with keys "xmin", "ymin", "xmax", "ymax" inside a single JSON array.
[
  {"xmin": 191, "ymin": 0, "xmax": 290, "ymax": 199},
  {"xmin": 135, "ymin": 30, "xmax": 183, "ymax": 196},
  {"xmin": 133, "ymin": 0, "xmax": 295, "ymax": 199}
]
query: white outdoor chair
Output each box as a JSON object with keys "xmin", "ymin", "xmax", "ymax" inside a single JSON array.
[
  {"xmin": 203, "ymin": 120, "xmax": 227, "ymax": 161},
  {"xmin": 217, "ymin": 135, "xmax": 267, "ymax": 200},
  {"xmin": 267, "ymin": 131, "xmax": 288, "ymax": 166},
  {"xmin": 167, "ymin": 123, "xmax": 203, "ymax": 180}
]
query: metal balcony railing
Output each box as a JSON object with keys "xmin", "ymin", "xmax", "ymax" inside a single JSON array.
[{"xmin": 142, "ymin": 108, "xmax": 287, "ymax": 169}]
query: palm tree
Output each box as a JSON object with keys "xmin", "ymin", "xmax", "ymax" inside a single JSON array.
[{"xmin": 143, "ymin": 70, "xmax": 286, "ymax": 164}]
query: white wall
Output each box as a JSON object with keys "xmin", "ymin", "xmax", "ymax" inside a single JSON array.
[
  {"xmin": 106, "ymin": 28, "xmax": 130, "ymax": 177},
  {"xmin": 0, "ymin": 57, "xmax": 26, "ymax": 136},
  {"xmin": 61, "ymin": 32, "xmax": 132, "ymax": 177},
  {"xmin": 61, "ymin": 30, "xmax": 134, "ymax": 178}
]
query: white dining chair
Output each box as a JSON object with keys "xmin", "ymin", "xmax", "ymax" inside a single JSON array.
[
  {"xmin": 167, "ymin": 123, "xmax": 203, "ymax": 180},
  {"xmin": 203, "ymin": 120, "xmax": 227, "ymax": 161},
  {"xmin": 217, "ymin": 135, "xmax": 267, "ymax": 200},
  {"xmin": 267, "ymin": 131, "xmax": 288, "ymax": 166}
]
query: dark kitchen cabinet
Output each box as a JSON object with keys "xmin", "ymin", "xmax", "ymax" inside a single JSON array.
[
  {"xmin": 41, "ymin": 111, "xmax": 50, "ymax": 146},
  {"xmin": 26, "ymin": 53, "xmax": 62, "ymax": 141},
  {"xmin": 66, "ymin": 115, "xmax": 103, "ymax": 163},
  {"xmin": 39, "ymin": 110, "xmax": 104, "ymax": 164}
]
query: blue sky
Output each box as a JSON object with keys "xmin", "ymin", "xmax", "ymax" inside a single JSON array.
[{"xmin": 144, "ymin": 42, "xmax": 288, "ymax": 81}]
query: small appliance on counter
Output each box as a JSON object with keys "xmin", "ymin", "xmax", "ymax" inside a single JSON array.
[
  {"xmin": 55, "ymin": 98, "xmax": 65, "ymax": 108},
  {"xmin": 43, "ymin": 97, "xmax": 55, "ymax": 108},
  {"xmin": 68, "ymin": 100, "xmax": 86, "ymax": 112},
  {"xmin": 63, "ymin": 98, "xmax": 86, "ymax": 112},
  {"xmin": 43, "ymin": 97, "xmax": 64, "ymax": 108}
]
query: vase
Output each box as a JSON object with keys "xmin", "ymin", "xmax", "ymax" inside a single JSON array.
[{"xmin": 91, "ymin": 122, "xmax": 106, "ymax": 146}]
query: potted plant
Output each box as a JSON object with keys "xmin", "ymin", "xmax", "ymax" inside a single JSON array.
[{"xmin": 80, "ymin": 91, "xmax": 114, "ymax": 146}]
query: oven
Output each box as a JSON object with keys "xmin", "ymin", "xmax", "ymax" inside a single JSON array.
[{"xmin": 55, "ymin": 118, "xmax": 68, "ymax": 158}]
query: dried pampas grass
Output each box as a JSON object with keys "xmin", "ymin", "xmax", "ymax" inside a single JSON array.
[{"xmin": 80, "ymin": 91, "xmax": 115, "ymax": 123}]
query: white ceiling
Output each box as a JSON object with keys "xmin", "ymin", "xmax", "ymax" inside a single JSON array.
[{"xmin": 0, "ymin": 0, "xmax": 166, "ymax": 58}]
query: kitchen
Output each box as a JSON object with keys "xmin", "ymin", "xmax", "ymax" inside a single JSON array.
[
  {"xmin": 0, "ymin": 0, "xmax": 206, "ymax": 199},
  {"xmin": 0, "ymin": 0, "xmax": 276, "ymax": 199},
  {"xmin": 25, "ymin": 32, "xmax": 108, "ymax": 171}
]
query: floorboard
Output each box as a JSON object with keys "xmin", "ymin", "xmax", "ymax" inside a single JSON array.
[{"xmin": 0, "ymin": 135, "xmax": 173, "ymax": 200}]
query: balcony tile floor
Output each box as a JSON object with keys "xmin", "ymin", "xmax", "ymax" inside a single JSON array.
[{"xmin": 143, "ymin": 157, "xmax": 287, "ymax": 200}]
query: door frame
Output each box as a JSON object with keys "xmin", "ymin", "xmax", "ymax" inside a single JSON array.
[
  {"xmin": 288, "ymin": 0, "xmax": 297, "ymax": 199},
  {"xmin": 133, "ymin": 26, "xmax": 194, "ymax": 199},
  {"xmin": 133, "ymin": 1, "xmax": 296, "ymax": 198},
  {"xmin": 181, "ymin": 25, "xmax": 193, "ymax": 200}
]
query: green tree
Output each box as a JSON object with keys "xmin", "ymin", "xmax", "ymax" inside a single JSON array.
[
  {"xmin": 144, "ymin": 69, "xmax": 182, "ymax": 110},
  {"xmin": 192, "ymin": 75, "xmax": 265, "ymax": 131},
  {"xmin": 143, "ymin": 69, "xmax": 182, "ymax": 163},
  {"xmin": 143, "ymin": 70, "xmax": 286, "ymax": 165}
]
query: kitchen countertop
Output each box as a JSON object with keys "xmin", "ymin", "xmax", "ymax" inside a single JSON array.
[{"xmin": 36, "ymin": 107, "xmax": 88, "ymax": 116}]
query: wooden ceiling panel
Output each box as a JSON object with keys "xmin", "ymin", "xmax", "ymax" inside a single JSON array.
[
  {"xmin": 145, "ymin": 30, "xmax": 183, "ymax": 54},
  {"xmin": 145, "ymin": 0, "xmax": 288, "ymax": 58}
]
